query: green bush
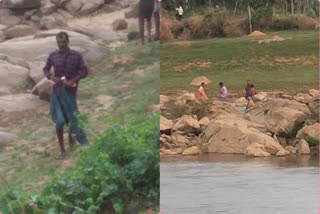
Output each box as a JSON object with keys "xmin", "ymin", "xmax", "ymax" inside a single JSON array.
[
  {"xmin": 305, "ymin": 136, "xmax": 319, "ymax": 147},
  {"xmin": 1, "ymin": 113, "xmax": 159, "ymax": 214},
  {"xmin": 271, "ymin": 17, "xmax": 298, "ymax": 30}
]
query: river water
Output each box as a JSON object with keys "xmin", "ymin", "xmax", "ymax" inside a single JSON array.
[{"xmin": 160, "ymin": 154, "xmax": 319, "ymax": 214}]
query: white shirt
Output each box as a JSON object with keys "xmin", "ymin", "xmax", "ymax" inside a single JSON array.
[{"xmin": 178, "ymin": 7, "xmax": 183, "ymax": 15}]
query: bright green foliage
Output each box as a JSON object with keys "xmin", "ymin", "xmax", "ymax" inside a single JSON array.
[{"xmin": 0, "ymin": 113, "xmax": 159, "ymax": 214}]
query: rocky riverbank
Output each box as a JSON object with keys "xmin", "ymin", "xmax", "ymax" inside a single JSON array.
[{"xmin": 160, "ymin": 90, "xmax": 319, "ymax": 157}]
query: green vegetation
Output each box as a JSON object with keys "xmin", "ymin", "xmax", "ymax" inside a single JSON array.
[
  {"xmin": 160, "ymin": 30, "xmax": 319, "ymax": 95},
  {"xmin": 0, "ymin": 39, "xmax": 160, "ymax": 213}
]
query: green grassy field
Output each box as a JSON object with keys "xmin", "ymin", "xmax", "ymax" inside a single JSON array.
[{"xmin": 160, "ymin": 30, "xmax": 319, "ymax": 96}]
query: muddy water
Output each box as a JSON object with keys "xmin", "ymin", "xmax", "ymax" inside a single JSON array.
[{"xmin": 160, "ymin": 154, "xmax": 319, "ymax": 214}]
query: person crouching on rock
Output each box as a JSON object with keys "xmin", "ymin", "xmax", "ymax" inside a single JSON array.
[
  {"xmin": 198, "ymin": 82, "xmax": 208, "ymax": 102},
  {"xmin": 219, "ymin": 82, "xmax": 228, "ymax": 100},
  {"xmin": 138, "ymin": 0, "xmax": 154, "ymax": 44},
  {"xmin": 43, "ymin": 31, "xmax": 89, "ymax": 159}
]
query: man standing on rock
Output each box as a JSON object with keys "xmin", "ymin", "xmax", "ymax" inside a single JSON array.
[
  {"xmin": 43, "ymin": 31, "xmax": 89, "ymax": 159},
  {"xmin": 245, "ymin": 80, "xmax": 252, "ymax": 100},
  {"xmin": 138, "ymin": 0, "xmax": 154, "ymax": 44}
]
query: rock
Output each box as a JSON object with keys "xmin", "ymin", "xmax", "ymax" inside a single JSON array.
[
  {"xmin": 0, "ymin": 54, "xmax": 29, "ymax": 69},
  {"xmin": 51, "ymin": 0, "xmax": 71, "ymax": 7},
  {"xmin": 124, "ymin": 3, "xmax": 138, "ymax": 18},
  {"xmin": 40, "ymin": 15, "xmax": 66, "ymax": 30},
  {"xmin": 127, "ymin": 31, "xmax": 139, "ymax": 41},
  {"xmin": 176, "ymin": 92, "xmax": 197, "ymax": 105},
  {"xmin": 199, "ymin": 117, "xmax": 210, "ymax": 126},
  {"xmin": 31, "ymin": 15, "xmax": 41, "ymax": 22},
  {"xmin": 245, "ymin": 98, "xmax": 311, "ymax": 136},
  {"xmin": 5, "ymin": 25, "xmax": 35, "ymax": 39},
  {"xmin": 296, "ymin": 139, "xmax": 311, "ymax": 154},
  {"xmin": 31, "ymin": 78, "xmax": 54, "ymax": 101},
  {"xmin": 160, "ymin": 115, "xmax": 174, "ymax": 134},
  {"xmin": 182, "ymin": 146, "xmax": 200, "ymax": 155},
  {"xmin": 0, "ymin": 15, "xmax": 21, "ymax": 27},
  {"xmin": 24, "ymin": 9, "xmax": 38, "ymax": 19},
  {"xmin": 32, "ymin": 126, "xmax": 52, "ymax": 136},
  {"xmin": 308, "ymin": 89, "xmax": 319, "ymax": 97},
  {"xmin": 112, "ymin": 19, "xmax": 128, "ymax": 31},
  {"xmin": 160, "ymin": 148, "xmax": 178, "ymax": 155},
  {"xmin": 0, "ymin": 29, "xmax": 109, "ymax": 64},
  {"xmin": 171, "ymin": 132, "xmax": 190, "ymax": 146},
  {"xmin": 201, "ymin": 117, "xmax": 283, "ymax": 155},
  {"xmin": 296, "ymin": 123, "xmax": 319, "ymax": 141},
  {"xmin": 234, "ymin": 97, "xmax": 247, "ymax": 107},
  {"xmin": 67, "ymin": 24, "xmax": 118, "ymax": 41},
  {"xmin": 0, "ymin": 131, "xmax": 18, "ymax": 145},
  {"xmin": 3, "ymin": 0, "xmax": 41, "ymax": 9},
  {"xmin": 0, "ymin": 94, "xmax": 47, "ymax": 112},
  {"xmin": 245, "ymin": 143, "xmax": 271, "ymax": 157},
  {"xmin": 0, "ymin": 60, "xmax": 29, "ymax": 95},
  {"xmin": 285, "ymin": 146, "xmax": 297, "ymax": 154},
  {"xmin": 40, "ymin": 0, "xmax": 57, "ymax": 15},
  {"xmin": 293, "ymin": 93, "xmax": 312, "ymax": 104},
  {"xmin": 0, "ymin": 24, "xmax": 8, "ymax": 31},
  {"xmin": 160, "ymin": 95, "xmax": 170, "ymax": 105},
  {"xmin": 57, "ymin": 9, "xmax": 73, "ymax": 19},
  {"xmin": 210, "ymin": 99, "xmax": 242, "ymax": 119},
  {"xmin": 307, "ymin": 96, "xmax": 319, "ymax": 120},
  {"xmin": 29, "ymin": 55, "xmax": 48, "ymax": 83},
  {"xmin": 276, "ymin": 149, "xmax": 290, "ymax": 156},
  {"xmin": 65, "ymin": 0, "xmax": 104, "ymax": 15},
  {"xmin": 254, "ymin": 92, "xmax": 267, "ymax": 101},
  {"xmin": 173, "ymin": 115, "xmax": 200, "ymax": 134},
  {"xmin": 160, "ymin": 134, "xmax": 172, "ymax": 149},
  {"xmin": 0, "ymin": 31, "xmax": 5, "ymax": 43}
]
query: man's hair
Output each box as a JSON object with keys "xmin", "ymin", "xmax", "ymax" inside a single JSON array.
[
  {"xmin": 219, "ymin": 82, "xmax": 223, "ymax": 86},
  {"xmin": 56, "ymin": 31, "xmax": 69, "ymax": 41}
]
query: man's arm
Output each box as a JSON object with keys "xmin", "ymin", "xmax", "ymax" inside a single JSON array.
[{"xmin": 43, "ymin": 54, "xmax": 62, "ymax": 84}]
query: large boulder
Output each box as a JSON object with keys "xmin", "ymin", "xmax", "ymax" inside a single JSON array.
[
  {"xmin": 296, "ymin": 123, "xmax": 319, "ymax": 141},
  {"xmin": 40, "ymin": 15, "xmax": 66, "ymax": 30},
  {"xmin": 234, "ymin": 97, "xmax": 247, "ymax": 107},
  {"xmin": 245, "ymin": 98, "xmax": 311, "ymax": 135},
  {"xmin": 0, "ymin": 131, "xmax": 18, "ymax": 145},
  {"xmin": 254, "ymin": 92, "xmax": 268, "ymax": 101},
  {"xmin": 176, "ymin": 92, "xmax": 197, "ymax": 105},
  {"xmin": 5, "ymin": 24, "xmax": 35, "ymax": 39},
  {"xmin": 124, "ymin": 3, "xmax": 138, "ymax": 18},
  {"xmin": 182, "ymin": 146, "xmax": 200, "ymax": 155},
  {"xmin": 308, "ymin": 89, "xmax": 319, "ymax": 97},
  {"xmin": 0, "ymin": 15, "xmax": 21, "ymax": 27},
  {"xmin": 51, "ymin": 0, "xmax": 71, "ymax": 7},
  {"xmin": 65, "ymin": 0, "xmax": 104, "ymax": 15},
  {"xmin": 0, "ymin": 29, "xmax": 109, "ymax": 63},
  {"xmin": 0, "ymin": 94, "xmax": 47, "ymax": 112},
  {"xmin": 67, "ymin": 24, "xmax": 118, "ymax": 41},
  {"xmin": 160, "ymin": 94, "xmax": 170, "ymax": 105},
  {"xmin": 40, "ymin": 0, "xmax": 58, "ymax": 15},
  {"xmin": 28, "ymin": 55, "xmax": 48, "ymax": 83},
  {"xmin": 172, "ymin": 115, "xmax": 200, "ymax": 134},
  {"xmin": 171, "ymin": 132, "xmax": 190, "ymax": 147},
  {"xmin": 245, "ymin": 143, "xmax": 271, "ymax": 157},
  {"xmin": 293, "ymin": 93, "xmax": 312, "ymax": 104},
  {"xmin": 160, "ymin": 115, "xmax": 174, "ymax": 134},
  {"xmin": 0, "ymin": 30, "xmax": 5, "ymax": 42},
  {"xmin": 296, "ymin": 139, "xmax": 311, "ymax": 154},
  {"xmin": 30, "ymin": 78, "xmax": 54, "ymax": 101},
  {"xmin": 307, "ymin": 96, "xmax": 319, "ymax": 120},
  {"xmin": 3, "ymin": 0, "xmax": 41, "ymax": 9},
  {"xmin": 201, "ymin": 117, "xmax": 283, "ymax": 155},
  {"xmin": 0, "ymin": 60, "xmax": 29, "ymax": 95}
]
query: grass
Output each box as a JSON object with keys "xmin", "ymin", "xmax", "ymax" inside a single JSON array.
[
  {"xmin": 160, "ymin": 30, "xmax": 319, "ymax": 96},
  {"xmin": 0, "ymin": 37, "xmax": 160, "ymax": 206}
]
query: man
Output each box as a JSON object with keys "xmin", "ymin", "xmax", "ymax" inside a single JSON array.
[
  {"xmin": 177, "ymin": 5, "xmax": 183, "ymax": 21},
  {"xmin": 219, "ymin": 82, "xmax": 228, "ymax": 100},
  {"xmin": 246, "ymin": 96, "xmax": 255, "ymax": 111},
  {"xmin": 245, "ymin": 80, "xmax": 252, "ymax": 100},
  {"xmin": 43, "ymin": 31, "xmax": 89, "ymax": 159},
  {"xmin": 153, "ymin": 0, "xmax": 160, "ymax": 40},
  {"xmin": 138, "ymin": 0, "xmax": 154, "ymax": 44},
  {"xmin": 198, "ymin": 82, "xmax": 208, "ymax": 102}
]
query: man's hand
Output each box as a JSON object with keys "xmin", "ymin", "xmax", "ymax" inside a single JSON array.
[
  {"xmin": 63, "ymin": 80, "xmax": 74, "ymax": 88},
  {"xmin": 50, "ymin": 76, "xmax": 62, "ymax": 84}
]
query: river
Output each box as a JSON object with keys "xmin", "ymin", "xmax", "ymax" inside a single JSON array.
[{"xmin": 160, "ymin": 154, "xmax": 319, "ymax": 214}]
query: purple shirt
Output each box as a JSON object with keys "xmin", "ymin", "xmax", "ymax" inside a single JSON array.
[{"xmin": 43, "ymin": 48, "xmax": 88, "ymax": 96}]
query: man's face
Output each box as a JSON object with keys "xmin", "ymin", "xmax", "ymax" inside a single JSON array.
[{"xmin": 57, "ymin": 36, "xmax": 69, "ymax": 52}]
